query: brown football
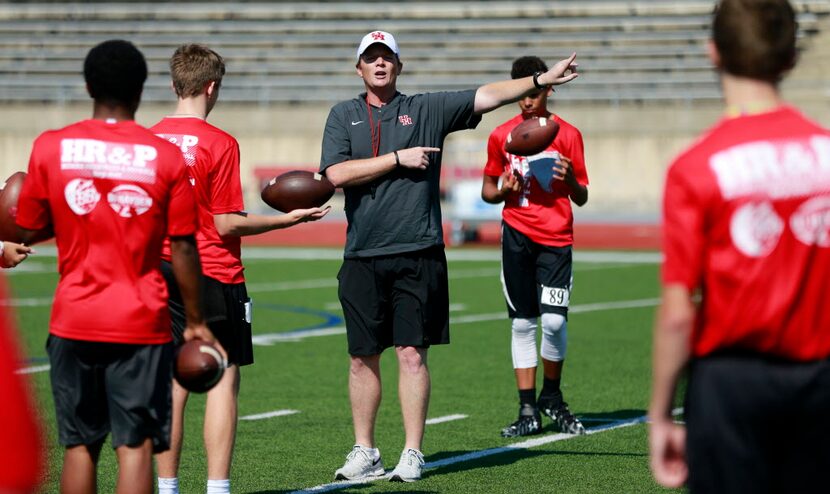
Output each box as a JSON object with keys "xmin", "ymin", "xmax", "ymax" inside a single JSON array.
[
  {"xmin": 504, "ymin": 117, "xmax": 560, "ymax": 156},
  {"xmin": 173, "ymin": 339, "xmax": 225, "ymax": 393},
  {"xmin": 0, "ymin": 171, "xmax": 53, "ymax": 244},
  {"xmin": 261, "ymin": 170, "xmax": 335, "ymax": 213}
]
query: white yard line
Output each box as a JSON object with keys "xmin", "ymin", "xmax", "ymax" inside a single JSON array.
[
  {"xmin": 239, "ymin": 410, "xmax": 300, "ymax": 421},
  {"xmin": 290, "ymin": 414, "xmax": 650, "ymax": 494},
  {"xmin": 0, "ymin": 297, "xmax": 54, "ymax": 307},
  {"xmin": 5, "ymin": 250, "xmax": 656, "ymax": 306},
  {"xmin": 291, "ymin": 408, "xmax": 684, "ymax": 493},
  {"xmin": 17, "ymin": 296, "xmax": 662, "ymax": 370},
  {"xmin": 15, "ymin": 364, "xmax": 50, "ymax": 375},
  {"xmin": 425, "ymin": 414, "xmax": 468, "ymax": 425}
]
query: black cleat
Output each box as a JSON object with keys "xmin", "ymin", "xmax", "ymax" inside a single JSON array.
[
  {"xmin": 501, "ymin": 404, "xmax": 542, "ymax": 438},
  {"xmin": 538, "ymin": 399, "xmax": 586, "ymax": 435}
]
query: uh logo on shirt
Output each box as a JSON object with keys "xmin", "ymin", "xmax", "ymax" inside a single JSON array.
[{"xmin": 60, "ymin": 138, "xmax": 157, "ymax": 218}]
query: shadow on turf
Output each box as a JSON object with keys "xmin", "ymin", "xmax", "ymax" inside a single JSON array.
[
  {"xmin": 580, "ymin": 410, "xmax": 647, "ymax": 424},
  {"xmin": 247, "ymin": 410, "xmax": 646, "ymax": 493},
  {"xmin": 425, "ymin": 408, "xmax": 648, "ymax": 477},
  {"xmin": 577, "ymin": 408, "xmax": 646, "ymax": 423}
]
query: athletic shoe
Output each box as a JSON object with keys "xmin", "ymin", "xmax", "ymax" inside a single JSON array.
[
  {"xmin": 334, "ymin": 445, "xmax": 385, "ymax": 481},
  {"xmin": 538, "ymin": 398, "xmax": 586, "ymax": 435},
  {"xmin": 500, "ymin": 404, "xmax": 542, "ymax": 437},
  {"xmin": 388, "ymin": 448, "xmax": 425, "ymax": 482}
]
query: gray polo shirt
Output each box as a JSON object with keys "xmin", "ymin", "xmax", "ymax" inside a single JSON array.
[{"xmin": 320, "ymin": 90, "xmax": 481, "ymax": 258}]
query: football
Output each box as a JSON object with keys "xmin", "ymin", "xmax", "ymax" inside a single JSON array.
[
  {"xmin": 504, "ymin": 117, "xmax": 560, "ymax": 156},
  {"xmin": 261, "ymin": 170, "xmax": 335, "ymax": 213},
  {"xmin": 173, "ymin": 339, "xmax": 226, "ymax": 393},
  {"xmin": 0, "ymin": 171, "xmax": 53, "ymax": 244}
]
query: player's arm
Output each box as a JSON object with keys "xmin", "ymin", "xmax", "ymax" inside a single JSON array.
[
  {"xmin": 648, "ymin": 283, "xmax": 693, "ymax": 488},
  {"xmin": 553, "ymin": 157, "xmax": 588, "ymax": 206},
  {"xmin": 474, "ymin": 53, "xmax": 578, "ymax": 115},
  {"xmin": 324, "ymin": 147, "xmax": 441, "ymax": 188},
  {"xmin": 213, "ymin": 207, "xmax": 330, "ymax": 237},
  {"xmin": 320, "ymin": 102, "xmax": 442, "ymax": 187},
  {"xmin": 481, "ymin": 172, "xmax": 521, "ymax": 204},
  {"xmin": 169, "ymin": 235, "xmax": 224, "ymax": 357}
]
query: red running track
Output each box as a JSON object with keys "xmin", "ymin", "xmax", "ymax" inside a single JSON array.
[{"xmin": 242, "ymin": 220, "xmax": 660, "ymax": 250}]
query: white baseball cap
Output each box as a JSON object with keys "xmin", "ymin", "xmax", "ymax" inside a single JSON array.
[{"xmin": 356, "ymin": 31, "xmax": 399, "ymax": 60}]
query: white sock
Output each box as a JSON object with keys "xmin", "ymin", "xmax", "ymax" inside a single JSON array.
[
  {"xmin": 206, "ymin": 479, "xmax": 230, "ymax": 494},
  {"xmin": 158, "ymin": 477, "xmax": 179, "ymax": 494}
]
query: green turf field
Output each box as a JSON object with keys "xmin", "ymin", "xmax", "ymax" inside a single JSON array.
[{"xmin": 7, "ymin": 246, "xmax": 681, "ymax": 493}]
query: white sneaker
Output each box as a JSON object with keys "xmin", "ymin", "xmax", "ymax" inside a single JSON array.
[
  {"xmin": 388, "ymin": 448, "xmax": 425, "ymax": 482},
  {"xmin": 334, "ymin": 445, "xmax": 385, "ymax": 480}
]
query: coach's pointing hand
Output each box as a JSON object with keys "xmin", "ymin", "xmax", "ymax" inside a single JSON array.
[{"xmin": 397, "ymin": 147, "xmax": 441, "ymax": 170}]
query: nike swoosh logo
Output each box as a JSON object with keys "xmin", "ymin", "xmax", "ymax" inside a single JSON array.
[
  {"xmin": 373, "ymin": 457, "xmax": 381, "ymax": 466},
  {"xmin": 351, "ymin": 121, "xmax": 363, "ymax": 126}
]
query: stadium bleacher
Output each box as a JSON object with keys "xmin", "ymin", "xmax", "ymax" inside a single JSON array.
[{"xmin": 0, "ymin": 1, "xmax": 826, "ymax": 105}]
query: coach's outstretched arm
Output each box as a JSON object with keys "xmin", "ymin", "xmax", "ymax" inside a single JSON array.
[{"xmin": 474, "ymin": 53, "xmax": 578, "ymax": 115}]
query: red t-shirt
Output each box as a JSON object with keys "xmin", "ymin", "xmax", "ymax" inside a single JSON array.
[
  {"xmin": 484, "ymin": 113, "xmax": 589, "ymax": 246},
  {"xmin": 662, "ymin": 106, "xmax": 830, "ymax": 361},
  {"xmin": 152, "ymin": 117, "xmax": 245, "ymax": 284},
  {"xmin": 0, "ymin": 276, "xmax": 43, "ymax": 492},
  {"xmin": 17, "ymin": 119, "xmax": 197, "ymax": 344}
]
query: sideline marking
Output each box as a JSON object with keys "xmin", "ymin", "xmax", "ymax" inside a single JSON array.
[
  {"xmin": 290, "ymin": 414, "xmax": 649, "ymax": 493},
  {"xmin": 425, "ymin": 414, "xmax": 468, "ymax": 425},
  {"xmin": 249, "ymin": 297, "xmax": 660, "ymax": 346},
  {"xmin": 5, "ymin": 254, "xmax": 655, "ymax": 307},
  {"xmin": 1, "ymin": 297, "xmax": 54, "ymax": 307},
  {"xmin": 15, "ymin": 364, "xmax": 50, "ymax": 375},
  {"xmin": 18, "ymin": 296, "xmax": 661, "ymax": 370},
  {"xmin": 240, "ymin": 410, "xmax": 300, "ymax": 421}
]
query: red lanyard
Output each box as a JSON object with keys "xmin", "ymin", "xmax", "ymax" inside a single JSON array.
[{"xmin": 366, "ymin": 97, "xmax": 381, "ymax": 157}]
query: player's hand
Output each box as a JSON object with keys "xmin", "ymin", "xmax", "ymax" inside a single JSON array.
[
  {"xmin": 648, "ymin": 417, "xmax": 688, "ymax": 488},
  {"xmin": 538, "ymin": 53, "xmax": 578, "ymax": 87},
  {"xmin": 398, "ymin": 147, "xmax": 441, "ymax": 170},
  {"xmin": 553, "ymin": 156, "xmax": 574, "ymax": 181},
  {"xmin": 183, "ymin": 323, "xmax": 228, "ymax": 362},
  {"xmin": 1, "ymin": 241, "xmax": 33, "ymax": 268},
  {"xmin": 500, "ymin": 169, "xmax": 523, "ymax": 196},
  {"xmin": 286, "ymin": 205, "xmax": 331, "ymax": 225}
]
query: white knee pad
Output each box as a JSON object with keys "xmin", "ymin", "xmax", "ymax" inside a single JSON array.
[
  {"xmin": 511, "ymin": 318, "xmax": 538, "ymax": 369},
  {"xmin": 540, "ymin": 313, "xmax": 567, "ymax": 362}
]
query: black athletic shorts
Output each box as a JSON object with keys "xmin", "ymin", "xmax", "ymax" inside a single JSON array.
[
  {"xmin": 337, "ymin": 246, "xmax": 450, "ymax": 356},
  {"xmin": 160, "ymin": 260, "xmax": 253, "ymax": 366},
  {"xmin": 685, "ymin": 351, "xmax": 830, "ymax": 493},
  {"xmin": 501, "ymin": 221, "xmax": 573, "ymax": 319},
  {"xmin": 46, "ymin": 334, "xmax": 174, "ymax": 453}
]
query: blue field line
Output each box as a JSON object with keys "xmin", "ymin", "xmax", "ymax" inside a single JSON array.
[
  {"xmin": 289, "ymin": 414, "xmax": 650, "ymax": 494},
  {"xmin": 18, "ymin": 296, "xmax": 662, "ymax": 369},
  {"xmin": 256, "ymin": 303, "xmax": 343, "ymax": 332}
]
